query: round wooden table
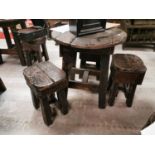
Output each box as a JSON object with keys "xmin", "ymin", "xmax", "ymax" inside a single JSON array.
[{"xmin": 51, "ymin": 26, "xmax": 127, "ymax": 109}]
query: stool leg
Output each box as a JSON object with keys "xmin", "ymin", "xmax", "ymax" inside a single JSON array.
[
  {"xmin": 49, "ymin": 93, "xmax": 57, "ymax": 103},
  {"xmin": 25, "ymin": 52, "xmax": 32, "ymax": 66},
  {"xmin": 37, "ymin": 48, "xmax": 43, "ymax": 62},
  {"xmin": 13, "ymin": 31, "xmax": 26, "ymax": 66},
  {"xmin": 126, "ymin": 84, "xmax": 137, "ymax": 107},
  {"xmin": 30, "ymin": 90, "xmax": 40, "ymax": 109},
  {"xmin": 108, "ymin": 83, "xmax": 118, "ymax": 106},
  {"xmin": 40, "ymin": 95, "xmax": 54, "ymax": 126},
  {"xmin": 0, "ymin": 53, "xmax": 3, "ymax": 64},
  {"xmin": 107, "ymin": 73, "xmax": 112, "ymax": 91},
  {"xmin": 99, "ymin": 54, "xmax": 110, "ymax": 108},
  {"xmin": 96, "ymin": 61, "xmax": 100, "ymax": 80},
  {"xmin": 79, "ymin": 59, "xmax": 86, "ymax": 78},
  {"xmin": 33, "ymin": 53, "xmax": 38, "ymax": 62},
  {"xmin": 70, "ymin": 69, "xmax": 75, "ymax": 80},
  {"xmin": 0, "ymin": 78, "xmax": 6, "ymax": 92},
  {"xmin": 41, "ymin": 44, "xmax": 49, "ymax": 61},
  {"xmin": 57, "ymin": 89, "xmax": 69, "ymax": 115}
]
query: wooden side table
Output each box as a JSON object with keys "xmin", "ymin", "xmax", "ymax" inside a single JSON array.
[
  {"xmin": 51, "ymin": 26, "xmax": 126, "ymax": 108},
  {"xmin": 0, "ymin": 19, "xmax": 27, "ymax": 66}
]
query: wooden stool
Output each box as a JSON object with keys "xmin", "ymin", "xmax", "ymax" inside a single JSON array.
[
  {"xmin": 14, "ymin": 26, "xmax": 49, "ymax": 66},
  {"xmin": 79, "ymin": 53, "xmax": 100, "ymax": 79},
  {"xmin": 108, "ymin": 54, "xmax": 147, "ymax": 107},
  {"xmin": 23, "ymin": 61, "xmax": 69, "ymax": 126},
  {"xmin": 78, "ymin": 47, "xmax": 114, "ymax": 80}
]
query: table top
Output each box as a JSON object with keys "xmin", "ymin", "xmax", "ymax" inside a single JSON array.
[{"xmin": 51, "ymin": 23, "xmax": 127, "ymax": 50}]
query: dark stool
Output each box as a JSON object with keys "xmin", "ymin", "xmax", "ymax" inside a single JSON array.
[
  {"xmin": 79, "ymin": 53, "xmax": 100, "ymax": 79},
  {"xmin": 78, "ymin": 47, "xmax": 114, "ymax": 80},
  {"xmin": 108, "ymin": 54, "xmax": 147, "ymax": 107},
  {"xmin": 14, "ymin": 26, "xmax": 49, "ymax": 66},
  {"xmin": 23, "ymin": 61, "xmax": 69, "ymax": 126}
]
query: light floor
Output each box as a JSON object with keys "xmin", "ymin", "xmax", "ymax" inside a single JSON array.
[{"xmin": 0, "ymin": 39, "xmax": 155, "ymax": 134}]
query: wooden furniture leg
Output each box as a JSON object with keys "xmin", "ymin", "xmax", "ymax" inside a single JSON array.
[
  {"xmin": 0, "ymin": 52, "xmax": 3, "ymax": 64},
  {"xmin": 25, "ymin": 52, "xmax": 32, "ymax": 66},
  {"xmin": 107, "ymin": 73, "xmax": 112, "ymax": 91},
  {"xmin": 108, "ymin": 83, "xmax": 118, "ymax": 106},
  {"xmin": 2, "ymin": 27, "xmax": 13, "ymax": 48},
  {"xmin": 99, "ymin": 54, "xmax": 110, "ymax": 108},
  {"xmin": 57, "ymin": 89, "xmax": 69, "ymax": 114},
  {"xmin": 61, "ymin": 45, "xmax": 77, "ymax": 95},
  {"xmin": 12, "ymin": 30, "xmax": 26, "ymax": 66},
  {"xmin": 0, "ymin": 78, "xmax": 6, "ymax": 92},
  {"xmin": 37, "ymin": 48, "xmax": 43, "ymax": 62},
  {"xmin": 40, "ymin": 95, "xmax": 54, "ymax": 126},
  {"xmin": 30, "ymin": 90, "xmax": 40, "ymax": 109},
  {"xmin": 41, "ymin": 44, "xmax": 49, "ymax": 61},
  {"xmin": 79, "ymin": 59, "xmax": 86, "ymax": 78},
  {"xmin": 126, "ymin": 84, "xmax": 137, "ymax": 107}
]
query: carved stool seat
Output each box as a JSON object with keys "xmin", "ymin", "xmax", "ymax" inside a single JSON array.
[
  {"xmin": 15, "ymin": 26, "xmax": 49, "ymax": 66},
  {"xmin": 23, "ymin": 61, "xmax": 69, "ymax": 126},
  {"xmin": 108, "ymin": 54, "xmax": 147, "ymax": 107}
]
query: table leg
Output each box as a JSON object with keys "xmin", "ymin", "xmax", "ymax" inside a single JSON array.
[
  {"xmin": 0, "ymin": 52, "xmax": 3, "ymax": 64},
  {"xmin": 99, "ymin": 54, "xmax": 110, "ymax": 109},
  {"xmin": 2, "ymin": 27, "xmax": 13, "ymax": 49},
  {"xmin": 12, "ymin": 28, "xmax": 26, "ymax": 66},
  {"xmin": 60, "ymin": 45, "xmax": 77, "ymax": 95}
]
